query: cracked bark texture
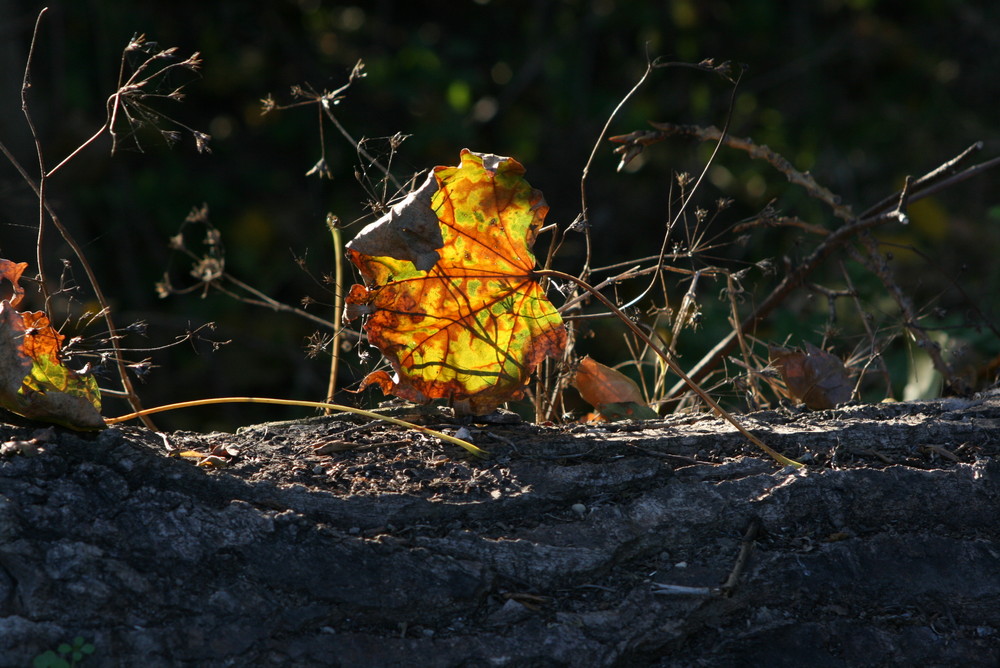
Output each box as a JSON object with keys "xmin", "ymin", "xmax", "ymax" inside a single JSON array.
[{"xmin": 2, "ymin": 393, "xmax": 999, "ymax": 667}]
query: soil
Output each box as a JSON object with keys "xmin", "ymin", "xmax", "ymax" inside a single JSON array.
[{"xmin": 2, "ymin": 392, "xmax": 999, "ymax": 667}]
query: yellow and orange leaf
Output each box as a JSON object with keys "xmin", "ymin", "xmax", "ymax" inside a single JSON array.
[{"xmin": 345, "ymin": 149, "xmax": 566, "ymax": 414}]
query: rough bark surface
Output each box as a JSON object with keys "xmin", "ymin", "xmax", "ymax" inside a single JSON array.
[{"xmin": 2, "ymin": 392, "xmax": 999, "ymax": 667}]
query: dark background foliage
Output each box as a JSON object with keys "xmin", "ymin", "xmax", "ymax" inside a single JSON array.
[{"xmin": 1, "ymin": 0, "xmax": 998, "ymax": 430}]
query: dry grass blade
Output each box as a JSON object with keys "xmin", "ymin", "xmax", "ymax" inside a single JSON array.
[{"xmin": 104, "ymin": 396, "xmax": 489, "ymax": 458}]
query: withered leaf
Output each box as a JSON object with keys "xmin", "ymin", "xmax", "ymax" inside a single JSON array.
[
  {"xmin": 0, "ymin": 261, "xmax": 103, "ymax": 430},
  {"xmin": 769, "ymin": 342, "xmax": 853, "ymax": 410},
  {"xmin": 346, "ymin": 172, "xmax": 444, "ymax": 272},
  {"xmin": 574, "ymin": 356, "xmax": 658, "ymax": 421}
]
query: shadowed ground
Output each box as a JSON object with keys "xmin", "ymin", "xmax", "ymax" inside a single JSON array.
[{"xmin": 2, "ymin": 392, "xmax": 999, "ymax": 666}]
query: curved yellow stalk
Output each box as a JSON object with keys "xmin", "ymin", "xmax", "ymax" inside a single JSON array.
[{"xmin": 106, "ymin": 397, "xmax": 488, "ymax": 458}]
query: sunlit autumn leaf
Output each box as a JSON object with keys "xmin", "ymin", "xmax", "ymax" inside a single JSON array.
[
  {"xmin": 0, "ymin": 261, "xmax": 103, "ymax": 430},
  {"xmin": 344, "ymin": 149, "xmax": 566, "ymax": 414},
  {"xmin": 769, "ymin": 342, "xmax": 853, "ymax": 410}
]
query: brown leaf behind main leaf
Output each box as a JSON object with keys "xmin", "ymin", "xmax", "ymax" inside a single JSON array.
[
  {"xmin": 574, "ymin": 356, "xmax": 646, "ymax": 408},
  {"xmin": 769, "ymin": 342, "xmax": 853, "ymax": 410},
  {"xmin": 573, "ymin": 356, "xmax": 659, "ymax": 421}
]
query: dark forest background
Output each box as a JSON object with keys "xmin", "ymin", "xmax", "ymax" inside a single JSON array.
[{"xmin": 1, "ymin": 1, "xmax": 998, "ymax": 430}]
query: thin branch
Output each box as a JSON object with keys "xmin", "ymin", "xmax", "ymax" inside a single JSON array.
[
  {"xmin": 613, "ymin": 68, "xmax": 744, "ymax": 315},
  {"xmin": 46, "ymin": 126, "xmax": 111, "ymax": 179},
  {"xmin": 320, "ymin": 104, "xmax": 403, "ymax": 192},
  {"xmin": 1, "ymin": 146, "xmax": 155, "ymax": 427},
  {"xmin": 209, "ymin": 274, "xmax": 340, "ymax": 331},
  {"xmin": 21, "ymin": 8, "xmax": 50, "ymax": 307},
  {"xmin": 857, "ymin": 142, "xmax": 983, "ymax": 219},
  {"xmin": 852, "ymin": 231, "xmax": 967, "ymax": 393},
  {"xmin": 719, "ymin": 519, "xmax": 760, "ymax": 596},
  {"xmin": 576, "ymin": 57, "xmax": 657, "ymax": 282},
  {"xmin": 840, "ymin": 260, "xmax": 893, "ymax": 399},
  {"xmin": 8, "ymin": 16, "xmax": 171, "ymax": 428},
  {"xmin": 613, "ymin": 122, "xmax": 855, "ymax": 222}
]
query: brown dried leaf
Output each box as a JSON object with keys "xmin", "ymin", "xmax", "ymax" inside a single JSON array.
[
  {"xmin": 574, "ymin": 356, "xmax": 645, "ymax": 407},
  {"xmin": 573, "ymin": 357, "xmax": 658, "ymax": 421},
  {"xmin": 346, "ymin": 171, "xmax": 444, "ymax": 271},
  {"xmin": 769, "ymin": 342, "xmax": 853, "ymax": 410}
]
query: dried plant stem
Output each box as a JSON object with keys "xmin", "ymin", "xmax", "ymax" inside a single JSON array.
[
  {"xmin": 661, "ymin": 211, "xmax": 904, "ymax": 400},
  {"xmin": 1, "ymin": 149, "xmax": 156, "ymax": 429},
  {"xmin": 319, "ymin": 103, "xmax": 403, "ymax": 193},
  {"xmin": 8, "ymin": 9, "xmax": 155, "ymax": 429},
  {"xmin": 850, "ymin": 174, "xmax": 962, "ymax": 390},
  {"xmin": 264, "ymin": 62, "xmax": 403, "ymax": 191},
  {"xmin": 726, "ymin": 273, "xmax": 764, "ymax": 407},
  {"xmin": 574, "ymin": 59, "xmax": 657, "ymax": 282},
  {"xmin": 720, "ymin": 519, "xmax": 760, "ymax": 596},
  {"xmin": 533, "ymin": 57, "xmax": 661, "ymax": 421},
  {"xmin": 613, "ymin": 76, "xmax": 742, "ymax": 317},
  {"xmin": 840, "ymin": 261, "xmax": 893, "ymax": 398},
  {"xmin": 852, "ymin": 233, "xmax": 966, "ymax": 393},
  {"xmin": 537, "ymin": 59, "xmax": 741, "ymax": 423},
  {"xmin": 104, "ymin": 396, "xmax": 487, "ymax": 458},
  {"xmin": 643, "ymin": 122, "xmax": 856, "ymax": 221},
  {"xmin": 325, "ymin": 215, "xmax": 345, "ymax": 412},
  {"xmin": 538, "ymin": 269, "xmax": 801, "ymax": 467},
  {"xmin": 21, "ymin": 8, "xmax": 50, "ymax": 306},
  {"xmin": 214, "ymin": 272, "xmax": 339, "ymax": 332},
  {"xmin": 661, "ymin": 145, "xmax": 1000, "ymax": 400}
]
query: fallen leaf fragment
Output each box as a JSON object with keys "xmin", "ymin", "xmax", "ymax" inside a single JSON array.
[
  {"xmin": 0, "ymin": 268, "xmax": 103, "ymax": 430},
  {"xmin": 345, "ymin": 149, "xmax": 566, "ymax": 414},
  {"xmin": 919, "ymin": 444, "xmax": 959, "ymax": 462},
  {"xmin": 574, "ymin": 356, "xmax": 645, "ymax": 405},
  {"xmin": 769, "ymin": 342, "xmax": 853, "ymax": 410},
  {"xmin": 589, "ymin": 402, "xmax": 659, "ymax": 422},
  {"xmin": 0, "ymin": 426, "xmax": 54, "ymax": 457},
  {"xmin": 313, "ymin": 440, "xmax": 361, "ymax": 454},
  {"xmin": 197, "ymin": 455, "xmax": 229, "ymax": 468},
  {"xmin": 174, "ymin": 445, "xmax": 237, "ymax": 468}
]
